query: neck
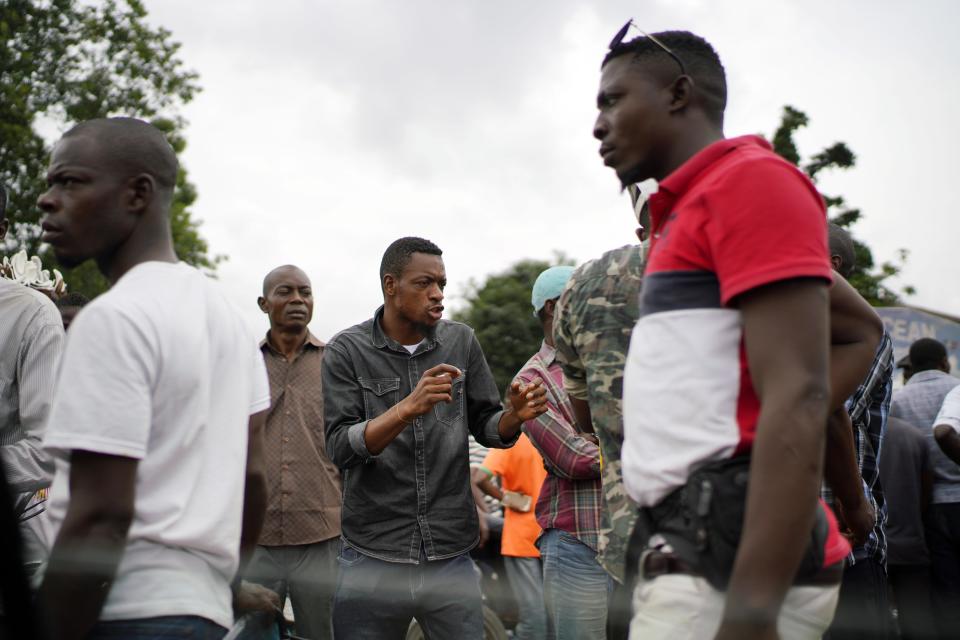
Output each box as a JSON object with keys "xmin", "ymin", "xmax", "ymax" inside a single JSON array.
[
  {"xmin": 657, "ymin": 124, "xmax": 724, "ymax": 181},
  {"xmin": 98, "ymin": 213, "xmax": 178, "ymax": 285},
  {"xmin": 542, "ymin": 321, "xmax": 554, "ymax": 348},
  {"xmin": 381, "ymin": 304, "xmax": 425, "ymax": 345},
  {"xmin": 268, "ymin": 326, "xmax": 309, "ymax": 359}
]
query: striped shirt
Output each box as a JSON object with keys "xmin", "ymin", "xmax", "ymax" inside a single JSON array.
[
  {"xmin": 822, "ymin": 331, "xmax": 894, "ymax": 565},
  {"xmin": 0, "ymin": 279, "xmax": 62, "ymax": 493},
  {"xmin": 517, "ymin": 341, "xmax": 602, "ymax": 551}
]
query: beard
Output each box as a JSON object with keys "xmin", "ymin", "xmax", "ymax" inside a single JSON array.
[{"xmin": 412, "ymin": 320, "xmax": 438, "ymax": 341}]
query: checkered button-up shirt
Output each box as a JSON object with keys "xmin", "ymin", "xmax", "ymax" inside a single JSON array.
[
  {"xmin": 517, "ymin": 341, "xmax": 602, "ymax": 552},
  {"xmin": 821, "ymin": 331, "xmax": 894, "ymax": 565}
]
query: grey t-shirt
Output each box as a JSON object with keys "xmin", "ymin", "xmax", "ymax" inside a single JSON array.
[
  {"xmin": 891, "ymin": 370, "xmax": 960, "ymax": 504},
  {"xmin": 878, "ymin": 416, "xmax": 930, "ymax": 565}
]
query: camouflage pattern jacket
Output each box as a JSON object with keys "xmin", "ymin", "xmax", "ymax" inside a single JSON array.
[{"xmin": 552, "ymin": 244, "xmax": 643, "ymax": 583}]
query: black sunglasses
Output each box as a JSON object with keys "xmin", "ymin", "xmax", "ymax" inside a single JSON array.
[{"xmin": 608, "ymin": 20, "xmax": 687, "ymax": 77}]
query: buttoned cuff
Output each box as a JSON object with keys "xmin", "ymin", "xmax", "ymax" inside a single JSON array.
[{"xmin": 348, "ymin": 421, "xmax": 377, "ymax": 460}]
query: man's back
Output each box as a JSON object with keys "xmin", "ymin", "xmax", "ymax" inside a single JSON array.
[
  {"xmin": 878, "ymin": 415, "xmax": 929, "ymax": 566},
  {"xmin": 892, "ymin": 370, "xmax": 960, "ymax": 503},
  {"xmin": 44, "ymin": 262, "xmax": 270, "ymax": 628}
]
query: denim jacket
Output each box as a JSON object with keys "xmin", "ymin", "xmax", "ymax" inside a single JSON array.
[{"xmin": 323, "ymin": 306, "xmax": 517, "ymax": 563}]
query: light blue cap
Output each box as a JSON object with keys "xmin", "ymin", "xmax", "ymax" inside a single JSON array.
[{"xmin": 531, "ymin": 266, "xmax": 575, "ymax": 316}]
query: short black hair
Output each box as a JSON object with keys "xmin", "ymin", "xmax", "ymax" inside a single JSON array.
[
  {"xmin": 0, "ymin": 182, "xmax": 7, "ymax": 219},
  {"xmin": 909, "ymin": 338, "xmax": 948, "ymax": 373},
  {"xmin": 62, "ymin": 117, "xmax": 178, "ymax": 195},
  {"xmin": 603, "ymin": 30, "xmax": 727, "ymax": 126},
  {"xmin": 379, "ymin": 237, "xmax": 442, "ymax": 285},
  {"xmin": 828, "ymin": 223, "xmax": 856, "ymax": 278},
  {"xmin": 56, "ymin": 292, "xmax": 89, "ymax": 308}
]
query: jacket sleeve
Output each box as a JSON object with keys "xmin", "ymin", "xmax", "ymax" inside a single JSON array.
[{"xmin": 322, "ymin": 341, "xmax": 375, "ymax": 469}]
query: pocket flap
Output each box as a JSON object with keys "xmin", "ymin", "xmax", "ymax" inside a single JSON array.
[{"xmin": 359, "ymin": 377, "xmax": 400, "ymax": 397}]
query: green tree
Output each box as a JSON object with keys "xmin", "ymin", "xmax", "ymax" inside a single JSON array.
[
  {"xmin": 454, "ymin": 255, "xmax": 573, "ymax": 396},
  {"xmin": 770, "ymin": 105, "xmax": 913, "ymax": 305},
  {"xmin": 0, "ymin": 0, "xmax": 218, "ymax": 298}
]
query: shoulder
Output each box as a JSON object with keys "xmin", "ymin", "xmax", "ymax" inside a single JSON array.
[
  {"xmin": 707, "ymin": 147, "xmax": 821, "ymax": 204},
  {"xmin": 326, "ymin": 317, "xmax": 374, "ymax": 352},
  {"xmin": 570, "ymin": 245, "xmax": 642, "ymax": 286}
]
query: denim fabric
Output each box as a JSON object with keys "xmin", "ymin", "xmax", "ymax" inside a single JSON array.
[
  {"xmin": 243, "ymin": 539, "xmax": 338, "ymax": 640},
  {"xmin": 323, "ymin": 307, "xmax": 517, "ymax": 563},
  {"xmin": 87, "ymin": 615, "xmax": 226, "ymax": 639},
  {"xmin": 539, "ymin": 528, "xmax": 612, "ymax": 640},
  {"xmin": 332, "ymin": 542, "xmax": 483, "ymax": 640},
  {"xmin": 503, "ymin": 556, "xmax": 547, "ymax": 640}
]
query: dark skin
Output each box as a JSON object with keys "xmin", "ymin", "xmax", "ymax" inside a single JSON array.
[
  {"xmin": 595, "ymin": 56, "xmax": 830, "ymax": 639},
  {"xmin": 362, "ymin": 252, "xmax": 548, "ymax": 456},
  {"xmin": 934, "ymin": 425, "xmax": 960, "ymax": 465},
  {"xmin": 0, "ymin": 216, "xmax": 8, "ymax": 241},
  {"xmin": 258, "ymin": 265, "xmax": 313, "ymax": 360},
  {"xmin": 35, "ymin": 128, "xmax": 272, "ymax": 636},
  {"xmin": 823, "ymin": 275, "xmax": 884, "ymax": 545}
]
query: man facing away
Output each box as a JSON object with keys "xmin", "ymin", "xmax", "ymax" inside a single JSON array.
[
  {"xmin": 516, "ymin": 266, "xmax": 612, "ymax": 639},
  {"xmin": 594, "ymin": 28, "xmax": 850, "ymax": 638},
  {"xmin": 35, "ymin": 118, "xmax": 272, "ymax": 640},
  {"xmin": 247, "ymin": 265, "xmax": 341, "ymax": 640},
  {"xmin": 322, "ymin": 236, "xmax": 548, "ymax": 639},
  {"xmin": 891, "ymin": 338, "xmax": 960, "ymax": 636}
]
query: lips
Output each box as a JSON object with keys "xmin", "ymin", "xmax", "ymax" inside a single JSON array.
[
  {"xmin": 40, "ymin": 220, "xmax": 63, "ymax": 244},
  {"xmin": 599, "ymin": 144, "xmax": 617, "ymax": 166},
  {"xmin": 428, "ymin": 306, "xmax": 444, "ymax": 321}
]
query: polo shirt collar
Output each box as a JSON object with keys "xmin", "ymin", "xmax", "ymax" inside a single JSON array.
[
  {"xmin": 658, "ymin": 135, "xmax": 770, "ymax": 198},
  {"xmin": 260, "ymin": 330, "xmax": 324, "ymax": 354}
]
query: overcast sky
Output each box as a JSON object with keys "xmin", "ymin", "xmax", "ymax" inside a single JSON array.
[{"xmin": 140, "ymin": 0, "xmax": 960, "ymax": 340}]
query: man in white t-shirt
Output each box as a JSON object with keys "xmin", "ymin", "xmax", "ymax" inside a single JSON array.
[{"xmin": 34, "ymin": 117, "xmax": 272, "ymax": 640}]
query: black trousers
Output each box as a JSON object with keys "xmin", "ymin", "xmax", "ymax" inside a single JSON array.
[
  {"xmin": 824, "ymin": 556, "xmax": 893, "ymax": 640},
  {"xmin": 888, "ymin": 563, "xmax": 937, "ymax": 640},
  {"xmin": 926, "ymin": 503, "xmax": 960, "ymax": 639}
]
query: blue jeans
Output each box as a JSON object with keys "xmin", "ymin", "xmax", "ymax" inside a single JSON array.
[
  {"xmin": 539, "ymin": 528, "xmax": 612, "ymax": 640},
  {"xmin": 503, "ymin": 556, "xmax": 548, "ymax": 640},
  {"xmin": 87, "ymin": 615, "xmax": 227, "ymax": 639},
  {"xmin": 332, "ymin": 542, "xmax": 483, "ymax": 639}
]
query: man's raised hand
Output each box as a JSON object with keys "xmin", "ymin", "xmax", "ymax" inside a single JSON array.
[
  {"xmin": 397, "ymin": 364, "xmax": 462, "ymax": 421},
  {"xmin": 508, "ymin": 378, "xmax": 548, "ymax": 422}
]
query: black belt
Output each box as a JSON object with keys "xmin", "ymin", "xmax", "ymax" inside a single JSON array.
[{"xmin": 640, "ymin": 550, "xmax": 844, "ymax": 587}]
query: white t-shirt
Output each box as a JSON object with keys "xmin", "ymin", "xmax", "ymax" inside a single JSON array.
[
  {"xmin": 935, "ymin": 385, "xmax": 960, "ymax": 434},
  {"xmin": 42, "ymin": 262, "xmax": 270, "ymax": 629}
]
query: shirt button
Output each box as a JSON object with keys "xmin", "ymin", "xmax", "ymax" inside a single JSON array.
[
  {"xmin": 282, "ymin": 464, "xmax": 289, "ymax": 470},
  {"xmin": 283, "ymin": 437, "xmax": 290, "ymax": 443}
]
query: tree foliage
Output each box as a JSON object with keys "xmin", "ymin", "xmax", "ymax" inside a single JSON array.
[
  {"xmin": 0, "ymin": 0, "xmax": 218, "ymax": 297},
  {"xmin": 453, "ymin": 255, "xmax": 573, "ymax": 396},
  {"xmin": 770, "ymin": 105, "xmax": 912, "ymax": 305}
]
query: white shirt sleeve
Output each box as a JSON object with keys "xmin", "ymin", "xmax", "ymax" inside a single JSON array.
[
  {"xmin": 934, "ymin": 386, "xmax": 960, "ymax": 435},
  {"xmin": 249, "ymin": 342, "xmax": 271, "ymax": 415},
  {"xmin": 43, "ymin": 305, "xmax": 155, "ymax": 459}
]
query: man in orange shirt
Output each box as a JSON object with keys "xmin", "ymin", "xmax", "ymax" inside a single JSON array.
[{"xmin": 475, "ymin": 434, "xmax": 548, "ymax": 640}]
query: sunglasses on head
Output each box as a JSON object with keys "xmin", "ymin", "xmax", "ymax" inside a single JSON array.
[{"xmin": 608, "ymin": 20, "xmax": 687, "ymax": 77}]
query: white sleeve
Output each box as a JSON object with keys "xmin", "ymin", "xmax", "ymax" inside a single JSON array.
[
  {"xmin": 43, "ymin": 305, "xmax": 154, "ymax": 459},
  {"xmin": 934, "ymin": 386, "xmax": 960, "ymax": 434},
  {"xmin": 250, "ymin": 342, "xmax": 271, "ymax": 415}
]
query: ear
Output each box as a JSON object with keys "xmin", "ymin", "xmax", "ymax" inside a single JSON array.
[
  {"xmin": 830, "ymin": 255, "xmax": 843, "ymax": 272},
  {"xmin": 667, "ymin": 75, "xmax": 695, "ymax": 114},
  {"xmin": 127, "ymin": 173, "xmax": 157, "ymax": 214},
  {"xmin": 257, "ymin": 296, "xmax": 268, "ymax": 313},
  {"xmin": 543, "ymin": 298, "xmax": 557, "ymax": 319},
  {"xmin": 383, "ymin": 273, "xmax": 397, "ymax": 297}
]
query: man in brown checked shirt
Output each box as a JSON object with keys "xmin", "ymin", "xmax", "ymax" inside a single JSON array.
[{"xmin": 246, "ymin": 264, "xmax": 342, "ymax": 640}]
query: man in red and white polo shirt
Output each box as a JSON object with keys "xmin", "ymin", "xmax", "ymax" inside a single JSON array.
[{"xmin": 594, "ymin": 27, "xmax": 850, "ymax": 639}]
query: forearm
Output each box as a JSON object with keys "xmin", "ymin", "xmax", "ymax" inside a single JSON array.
[
  {"xmin": 823, "ymin": 408, "xmax": 866, "ymax": 508},
  {"xmin": 497, "ymin": 409, "xmax": 523, "ymax": 442},
  {"xmin": 364, "ymin": 402, "xmax": 413, "ymax": 456},
  {"xmin": 524, "ymin": 415, "xmax": 600, "ymax": 480},
  {"xmin": 829, "ymin": 342, "xmax": 877, "ymax": 409},
  {"xmin": 38, "ymin": 516, "xmax": 131, "ymax": 640},
  {"xmin": 477, "ymin": 475, "xmax": 504, "ymax": 501},
  {"xmin": 724, "ymin": 395, "xmax": 826, "ymax": 626},
  {"xmin": 570, "ymin": 396, "xmax": 594, "ymax": 434},
  {"xmin": 934, "ymin": 426, "xmax": 960, "ymax": 465}
]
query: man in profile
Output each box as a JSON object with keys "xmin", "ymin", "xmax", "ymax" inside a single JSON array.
[
  {"xmin": 323, "ymin": 236, "xmax": 548, "ymax": 639},
  {"xmin": 35, "ymin": 118, "xmax": 272, "ymax": 639},
  {"xmin": 594, "ymin": 28, "xmax": 849, "ymax": 637}
]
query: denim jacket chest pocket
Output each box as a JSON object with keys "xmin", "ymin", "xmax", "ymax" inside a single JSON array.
[
  {"xmin": 434, "ymin": 370, "xmax": 466, "ymax": 426},
  {"xmin": 359, "ymin": 376, "xmax": 401, "ymax": 419}
]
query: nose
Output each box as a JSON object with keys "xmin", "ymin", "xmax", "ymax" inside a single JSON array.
[
  {"xmin": 593, "ymin": 113, "xmax": 608, "ymax": 141},
  {"xmin": 37, "ymin": 186, "xmax": 57, "ymax": 213},
  {"xmin": 430, "ymin": 283, "xmax": 444, "ymax": 302}
]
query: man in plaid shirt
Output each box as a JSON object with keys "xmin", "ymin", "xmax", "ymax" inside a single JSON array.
[
  {"xmin": 516, "ymin": 266, "xmax": 610, "ymax": 640},
  {"xmin": 821, "ymin": 225, "xmax": 895, "ymax": 639}
]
